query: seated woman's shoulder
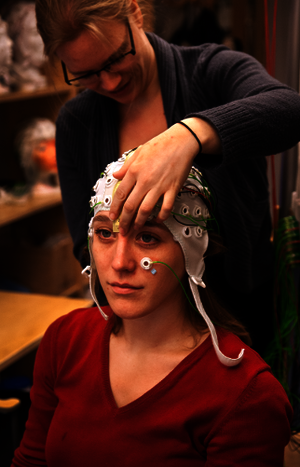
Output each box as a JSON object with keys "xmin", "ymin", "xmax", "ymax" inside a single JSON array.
[
  {"xmin": 217, "ymin": 327, "xmax": 268, "ymax": 369},
  {"xmin": 43, "ymin": 305, "xmax": 112, "ymax": 347},
  {"xmin": 202, "ymin": 328, "xmax": 293, "ymax": 425},
  {"xmin": 206, "ymin": 328, "xmax": 274, "ymax": 386}
]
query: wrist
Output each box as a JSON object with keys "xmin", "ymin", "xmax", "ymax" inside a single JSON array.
[
  {"xmin": 177, "ymin": 121, "xmax": 202, "ymax": 155},
  {"xmin": 181, "ymin": 117, "xmax": 222, "ymax": 155}
]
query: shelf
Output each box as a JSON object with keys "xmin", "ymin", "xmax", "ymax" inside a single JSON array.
[
  {"xmin": 0, "ymin": 84, "xmax": 73, "ymax": 103},
  {"xmin": 0, "ymin": 59, "xmax": 85, "ymax": 309},
  {"xmin": 0, "ymin": 190, "xmax": 62, "ymax": 227}
]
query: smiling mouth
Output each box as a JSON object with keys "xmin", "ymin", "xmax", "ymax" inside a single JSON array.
[{"xmin": 110, "ymin": 80, "xmax": 131, "ymax": 95}]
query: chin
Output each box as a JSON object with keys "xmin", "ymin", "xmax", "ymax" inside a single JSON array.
[
  {"xmin": 106, "ymin": 73, "xmax": 138, "ymax": 104},
  {"xmin": 108, "ymin": 298, "xmax": 152, "ymax": 321}
]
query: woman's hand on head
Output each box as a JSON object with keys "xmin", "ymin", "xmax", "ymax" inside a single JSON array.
[{"xmin": 110, "ymin": 118, "xmax": 221, "ymax": 235}]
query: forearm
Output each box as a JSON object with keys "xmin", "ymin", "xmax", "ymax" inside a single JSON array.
[
  {"xmin": 188, "ymin": 45, "xmax": 300, "ymax": 164},
  {"xmin": 190, "ymin": 91, "xmax": 300, "ymax": 166}
]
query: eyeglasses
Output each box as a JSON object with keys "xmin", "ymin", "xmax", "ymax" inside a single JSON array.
[{"xmin": 61, "ymin": 20, "xmax": 136, "ymax": 86}]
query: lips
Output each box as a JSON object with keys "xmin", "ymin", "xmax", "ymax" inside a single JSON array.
[
  {"xmin": 109, "ymin": 79, "xmax": 131, "ymax": 98},
  {"xmin": 109, "ymin": 282, "xmax": 143, "ymax": 295}
]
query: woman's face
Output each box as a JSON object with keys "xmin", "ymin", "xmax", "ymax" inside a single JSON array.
[
  {"xmin": 56, "ymin": 17, "xmax": 155, "ymax": 105},
  {"xmin": 92, "ymin": 212, "xmax": 187, "ymax": 321}
]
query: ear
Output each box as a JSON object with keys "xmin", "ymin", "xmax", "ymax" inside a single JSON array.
[{"xmin": 129, "ymin": 0, "xmax": 144, "ymax": 28}]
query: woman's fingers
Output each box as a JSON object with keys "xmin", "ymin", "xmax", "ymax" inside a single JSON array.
[
  {"xmin": 110, "ymin": 124, "xmax": 200, "ymax": 233},
  {"xmin": 111, "ymin": 160, "xmax": 192, "ymax": 234},
  {"xmin": 109, "ymin": 151, "xmax": 140, "ymax": 222},
  {"xmin": 112, "ymin": 147, "xmax": 139, "ymax": 181},
  {"xmin": 119, "ymin": 181, "xmax": 177, "ymax": 233},
  {"xmin": 156, "ymin": 189, "xmax": 178, "ymax": 223}
]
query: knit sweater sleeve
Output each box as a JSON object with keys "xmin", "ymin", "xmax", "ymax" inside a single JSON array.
[
  {"xmin": 204, "ymin": 369, "xmax": 293, "ymax": 467},
  {"xmin": 185, "ymin": 44, "xmax": 300, "ymax": 167}
]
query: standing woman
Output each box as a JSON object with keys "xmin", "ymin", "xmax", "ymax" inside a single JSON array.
[{"xmin": 35, "ymin": 0, "xmax": 300, "ymax": 353}]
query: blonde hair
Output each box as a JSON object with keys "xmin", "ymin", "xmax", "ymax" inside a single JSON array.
[{"xmin": 35, "ymin": 0, "xmax": 153, "ymax": 59}]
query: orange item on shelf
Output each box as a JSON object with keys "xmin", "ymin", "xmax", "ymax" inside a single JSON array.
[{"xmin": 32, "ymin": 138, "xmax": 57, "ymax": 172}]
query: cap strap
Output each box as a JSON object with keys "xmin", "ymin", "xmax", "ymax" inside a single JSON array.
[{"xmin": 189, "ymin": 278, "xmax": 244, "ymax": 367}]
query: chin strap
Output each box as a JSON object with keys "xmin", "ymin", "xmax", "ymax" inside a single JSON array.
[
  {"xmin": 189, "ymin": 277, "xmax": 244, "ymax": 367},
  {"xmin": 82, "ymin": 266, "xmax": 109, "ymax": 320}
]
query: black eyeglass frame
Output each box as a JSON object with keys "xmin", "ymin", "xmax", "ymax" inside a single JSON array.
[{"xmin": 61, "ymin": 20, "xmax": 136, "ymax": 86}]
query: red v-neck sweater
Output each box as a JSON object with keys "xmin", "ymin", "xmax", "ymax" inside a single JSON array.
[{"xmin": 12, "ymin": 307, "xmax": 292, "ymax": 467}]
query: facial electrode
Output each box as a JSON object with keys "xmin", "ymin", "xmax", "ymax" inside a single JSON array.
[{"xmin": 140, "ymin": 257, "xmax": 157, "ymax": 275}]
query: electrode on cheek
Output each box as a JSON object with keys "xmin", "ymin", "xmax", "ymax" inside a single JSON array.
[
  {"xmin": 140, "ymin": 257, "xmax": 157, "ymax": 275},
  {"xmin": 140, "ymin": 257, "xmax": 153, "ymax": 270}
]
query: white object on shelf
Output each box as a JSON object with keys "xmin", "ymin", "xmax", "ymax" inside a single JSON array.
[
  {"xmin": 0, "ymin": 16, "xmax": 13, "ymax": 94},
  {"xmin": 6, "ymin": 2, "xmax": 46, "ymax": 91}
]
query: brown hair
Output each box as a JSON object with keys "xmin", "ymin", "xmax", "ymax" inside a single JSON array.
[
  {"xmin": 189, "ymin": 232, "xmax": 252, "ymax": 346},
  {"xmin": 35, "ymin": 0, "xmax": 153, "ymax": 60},
  {"xmin": 93, "ymin": 231, "xmax": 251, "ymax": 346}
]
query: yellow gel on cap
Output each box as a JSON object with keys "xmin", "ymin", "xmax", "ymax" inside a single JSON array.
[
  {"xmin": 111, "ymin": 149, "xmax": 137, "ymax": 232},
  {"xmin": 112, "ymin": 180, "xmax": 122, "ymax": 232}
]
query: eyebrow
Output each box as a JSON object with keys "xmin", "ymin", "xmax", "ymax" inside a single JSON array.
[
  {"xmin": 93, "ymin": 214, "xmax": 111, "ymax": 223},
  {"xmin": 69, "ymin": 33, "xmax": 128, "ymax": 76},
  {"xmin": 93, "ymin": 215, "xmax": 168, "ymax": 231}
]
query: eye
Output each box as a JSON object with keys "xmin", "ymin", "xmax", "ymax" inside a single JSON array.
[
  {"xmin": 77, "ymin": 72, "xmax": 96, "ymax": 83},
  {"xmin": 141, "ymin": 234, "xmax": 155, "ymax": 244},
  {"xmin": 95, "ymin": 228, "xmax": 112, "ymax": 239},
  {"xmin": 137, "ymin": 232, "xmax": 158, "ymax": 245},
  {"xmin": 104, "ymin": 55, "xmax": 125, "ymax": 72},
  {"xmin": 103, "ymin": 63, "xmax": 112, "ymax": 72},
  {"xmin": 113, "ymin": 55, "xmax": 125, "ymax": 65}
]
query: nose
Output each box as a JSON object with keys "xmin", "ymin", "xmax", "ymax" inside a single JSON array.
[
  {"xmin": 98, "ymin": 70, "xmax": 122, "ymax": 91},
  {"xmin": 111, "ymin": 235, "xmax": 136, "ymax": 273}
]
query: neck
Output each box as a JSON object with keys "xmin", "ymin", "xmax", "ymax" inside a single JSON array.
[{"xmin": 114, "ymin": 300, "xmax": 203, "ymax": 354}]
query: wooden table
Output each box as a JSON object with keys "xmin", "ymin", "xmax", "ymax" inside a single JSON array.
[{"xmin": 0, "ymin": 291, "xmax": 92, "ymax": 371}]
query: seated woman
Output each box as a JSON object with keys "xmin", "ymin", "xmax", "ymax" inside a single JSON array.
[{"xmin": 12, "ymin": 151, "xmax": 292, "ymax": 467}]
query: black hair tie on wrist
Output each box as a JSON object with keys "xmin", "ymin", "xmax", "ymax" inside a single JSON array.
[{"xmin": 178, "ymin": 121, "xmax": 202, "ymax": 154}]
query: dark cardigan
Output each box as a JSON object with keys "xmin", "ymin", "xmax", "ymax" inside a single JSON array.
[{"xmin": 56, "ymin": 33, "xmax": 300, "ymax": 295}]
